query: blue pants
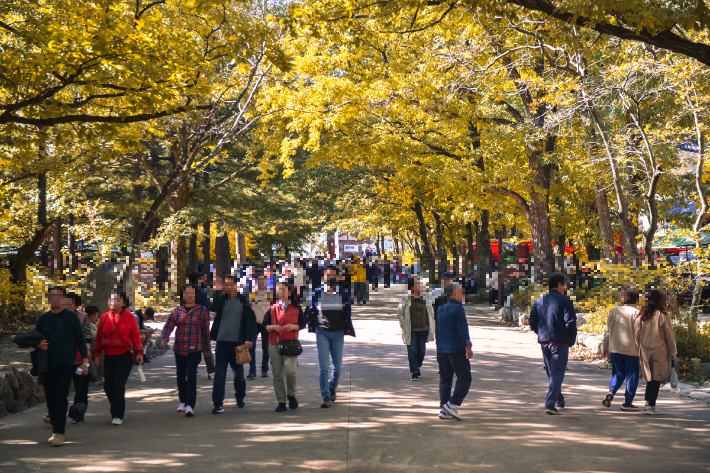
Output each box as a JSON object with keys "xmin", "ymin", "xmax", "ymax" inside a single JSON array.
[
  {"xmin": 609, "ymin": 352, "xmax": 640, "ymax": 404},
  {"xmin": 212, "ymin": 341, "xmax": 246, "ymax": 407},
  {"xmin": 249, "ymin": 323, "xmax": 270, "ymax": 373},
  {"xmin": 541, "ymin": 343, "xmax": 569, "ymax": 409},
  {"xmin": 407, "ymin": 330, "xmax": 428, "ymax": 373},
  {"xmin": 175, "ymin": 352, "xmax": 202, "ymax": 408},
  {"xmin": 316, "ymin": 328, "xmax": 344, "ymax": 399},
  {"xmin": 437, "ymin": 352, "xmax": 472, "ymax": 407}
]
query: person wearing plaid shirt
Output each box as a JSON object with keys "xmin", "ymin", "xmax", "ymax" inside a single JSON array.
[{"xmin": 161, "ymin": 285, "xmax": 211, "ymax": 417}]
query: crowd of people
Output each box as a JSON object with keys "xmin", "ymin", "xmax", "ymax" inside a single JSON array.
[{"xmin": 23, "ymin": 254, "xmax": 680, "ymax": 447}]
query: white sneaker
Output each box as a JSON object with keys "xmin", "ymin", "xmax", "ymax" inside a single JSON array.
[
  {"xmin": 438, "ymin": 409, "xmax": 453, "ymax": 419},
  {"xmin": 207, "ymin": 373, "xmax": 214, "ymax": 380},
  {"xmin": 111, "ymin": 418, "xmax": 123, "ymax": 425},
  {"xmin": 196, "ymin": 370, "xmax": 202, "ymax": 376},
  {"xmin": 442, "ymin": 402, "xmax": 463, "ymax": 420},
  {"xmin": 177, "ymin": 403, "xmax": 186, "ymax": 412},
  {"xmin": 645, "ymin": 406, "xmax": 663, "ymax": 415},
  {"xmin": 185, "ymin": 406, "xmax": 194, "ymax": 417}
]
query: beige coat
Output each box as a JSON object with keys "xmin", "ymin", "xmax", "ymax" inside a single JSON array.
[
  {"xmin": 397, "ymin": 294, "xmax": 436, "ymax": 345},
  {"xmin": 602, "ymin": 306, "xmax": 639, "ymax": 357},
  {"xmin": 634, "ymin": 310, "xmax": 677, "ymax": 382}
]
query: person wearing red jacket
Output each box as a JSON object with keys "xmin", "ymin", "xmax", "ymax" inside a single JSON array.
[
  {"xmin": 264, "ymin": 282, "xmax": 307, "ymax": 412},
  {"xmin": 94, "ymin": 290, "xmax": 143, "ymax": 425}
]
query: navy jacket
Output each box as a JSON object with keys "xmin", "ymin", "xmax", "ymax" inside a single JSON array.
[
  {"xmin": 307, "ymin": 286, "xmax": 356, "ymax": 337},
  {"xmin": 435, "ymin": 300, "xmax": 471, "ymax": 354},
  {"xmin": 529, "ymin": 291, "xmax": 577, "ymax": 345}
]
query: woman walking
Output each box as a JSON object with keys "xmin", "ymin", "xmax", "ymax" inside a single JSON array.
[
  {"xmin": 264, "ymin": 282, "xmax": 306, "ymax": 412},
  {"xmin": 634, "ymin": 290, "xmax": 677, "ymax": 415},
  {"xmin": 602, "ymin": 288, "xmax": 641, "ymax": 410},
  {"xmin": 161, "ymin": 285, "xmax": 211, "ymax": 417},
  {"xmin": 397, "ymin": 276, "xmax": 436, "ymax": 381},
  {"xmin": 94, "ymin": 291, "xmax": 143, "ymax": 425}
]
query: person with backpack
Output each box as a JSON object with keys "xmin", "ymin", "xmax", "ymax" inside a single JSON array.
[
  {"xmin": 602, "ymin": 288, "xmax": 641, "ymax": 411},
  {"xmin": 308, "ymin": 266, "xmax": 356, "ymax": 408},
  {"xmin": 264, "ymin": 281, "xmax": 307, "ymax": 412},
  {"xmin": 397, "ymin": 276, "xmax": 436, "ymax": 381},
  {"xmin": 94, "ymin": 291, "xmax": 143, "ymax": 426},
  {"xmin": 161, "ymin": 285, "xmax": 211, "ymax": 417},
  {"xmin": 634, "ymin": 290, "xmax": 677, "ymax": 415}
]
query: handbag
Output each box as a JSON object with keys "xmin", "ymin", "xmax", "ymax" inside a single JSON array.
[
  {"xmin": 235, "ymin": 344, "xmax": 252, "ymax": 365},
  {"xmin": 278, "ymin": 339, "xmax": 303, "ymax": 357}
]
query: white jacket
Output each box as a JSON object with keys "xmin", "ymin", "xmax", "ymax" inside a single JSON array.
[{"xmin": 397, "ymin": 294, "xmax": 436, "ymax": 345}]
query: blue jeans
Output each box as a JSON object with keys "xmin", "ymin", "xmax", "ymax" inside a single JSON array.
[
  {"xmin": 609, "ymin": 352, "xmax": 640, "ymax": 404},
  {"xmin": 212, "ymin": 341, "xmax": 246, "ymax": 407},
  {"xmin": 316, "ymin": 328, "xmax": 345, "ymax": 399},
  {"xmin": 249, "ymin": 323, "xmax": 270, "ymax": 373},
  {"xmin": 407, "ymin": 330, "xmax": 428, "ymax": 373},
  {"xmin": 437, "ymin": 352, "xmax": 472, "ymax": 406},
  {"xmin": 541, "ymin": 343, "xmax": 569, "ymax": 409},
  {"xmin": 175, "ymin": 352, "xmax": 202, "ymax": 408}
]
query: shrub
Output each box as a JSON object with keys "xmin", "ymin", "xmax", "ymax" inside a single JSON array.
[
  {"xmin": 0, "ymin": 269, "xmax": 41, "ymax": 332},
  {"xmin": 673, "ymin": 311, "xmax": 710, "ymax": 363}
]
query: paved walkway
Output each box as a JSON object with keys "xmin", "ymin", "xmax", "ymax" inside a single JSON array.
[{"xmin": 1, "ymin": 287, "xmax": 709, "ymax": 472}]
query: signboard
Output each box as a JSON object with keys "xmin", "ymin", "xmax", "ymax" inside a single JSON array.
[{"xmin": 343, "ymin": 244, "xmax": 359, "ymax": 252}]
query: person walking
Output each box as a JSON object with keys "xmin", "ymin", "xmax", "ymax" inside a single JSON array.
[
  {"xmin": 308, "ymin": 267, "xmax": 356, "ymax": 408},
  {"xmin": 210, "ymin": 275, "xmax": 256, "ymax": 414},
  {"xmin": 602, "ymin": 288, "xmax": 641, "ymax": 411},
  {"xmin": 352, "ymin": 258, "xmax": 367, "ymax": 305},
  {"xmin": 634, "ymin": 290, "xmax": 677, "ymax": 415},
  {"xmin": 248, "ymin": 275, "xmax": 271, "ymax": 379},
  {"xmin": 64, "ymin": 292, "xmax": 92, "ymax": 424},
  {"xmin": 397, "ymin": 276, "xmax": 436, "ymax": 381},
  {"xmin": 161, "ymin": 285, "xmax": 211, "ymax": 417},
  {"xmin": 529, "ymin": 274, "xmax": 577, "ymax": 415},
  {"xmin": 94, "ymin": 291, "xmax": 144, "ymax": 425},
  {"xmin": 264, "ymin": 282, "xmax": 307, "ymax": 412},
  {"xmin": 36, "ymin": 288, "xmax": 89, "ymax": 446},
  {"xmin": 435, "ymin": 283, "xmax": 473, "ymax": 420}
]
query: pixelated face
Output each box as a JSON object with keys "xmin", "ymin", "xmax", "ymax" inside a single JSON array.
[
  {"xmin": 47, "ymin": 290, "xmax": 64, "ymax": 309},
  {"xmin": 183, "ymin": 287, "xmax": 197, "ymax": 306},
  {"xmin": 109, "ymin": 293, "xmax": 124, "ymax": 311},
  {"xmin": 275, "ymin": 283, "xmax": 289, "ymax": 302}
]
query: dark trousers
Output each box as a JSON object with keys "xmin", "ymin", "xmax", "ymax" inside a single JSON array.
[
  {"xmin": 249, "ymin": 323, "xmax": 270, "ymax": 373},
  {"xmin": 407, "ymin": 330, "xmax": 428, "ymax": 373},
  {"xmin": 384, "ymin": 272, "xmax": 390, "ymax": 288},
  {"xmin": 212, "ymin": 341, "xmax": 246, "ymax": 406},
  {"xmin": 103, "ymin": 352, "xmax": 133, "ymax": 419},
  {"xmin": 609, "ymin": 353, "xmax": 640, "ymax": 404},
  {"xmin": 45, "ymin": 364, "xmax": 74, "ymax": 434},
  {"xmin": 72, "ymin": 368, "xmax": 89, "ymax": 407},
  {"xmin": 175, "ymin": 352, "xmax": 202, "ymax": 408},
  {"xmin": 645, "ymin": 380, "xmax": 662, "ymax": 406},
  {"xmin": 541, "ymin": 343, "xmax": 569, "ymax": 408},
  {"xmin": 437, "ymin": 352, "xmax": 472, "ymax": 407},
  {"xmin": 354, "ymin": 282, "xmax": 366, "ymax": 303},
  {"xmin": 489, "ymin": 289, "xmax": 499, "ymax": 306}
]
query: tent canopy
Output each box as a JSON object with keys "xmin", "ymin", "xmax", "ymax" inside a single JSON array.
[{"xmin": 472, "ymin": 241, "xmax": 574, "ymax": 259}]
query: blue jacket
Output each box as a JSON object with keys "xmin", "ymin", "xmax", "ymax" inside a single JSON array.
[
  {"xmin": 435, "ymin": 300, "xmax": 471, "ymax": 354},
  {"xmin": 529, "ymin": 291, "xmax": 577, "ymax": 345}
]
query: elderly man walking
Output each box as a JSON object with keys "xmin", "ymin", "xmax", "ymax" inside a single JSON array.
[
  {"xmin": 435, "ymin": 283, "xmax": 473, "ymax": 421},
  {"xmin": 529, "ymin": 274, "xmax": 577, "ymax": 415}
]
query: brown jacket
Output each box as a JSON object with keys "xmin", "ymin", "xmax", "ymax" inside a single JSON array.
[
  {"xmin": 634, "ymin": 310, "xmax": 677, "ymax": 382},
  {"xmin": 602, "ymin": 306, "xmax": 639, "ymax": 357}
]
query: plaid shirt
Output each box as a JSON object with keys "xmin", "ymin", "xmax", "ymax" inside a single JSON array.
[{"xmin": 161, "ymin": 305, "xmax": 210, "ymax": 356}]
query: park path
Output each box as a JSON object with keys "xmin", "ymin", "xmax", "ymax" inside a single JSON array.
[{"xmin": 0, "ymin": 286, "xmax": 709, "ymax": 473}]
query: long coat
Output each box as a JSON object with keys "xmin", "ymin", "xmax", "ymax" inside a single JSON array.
[
  {"xmin": 634, "ymin": 310, "xmax": 677, "ymax": 382},
  {"xmin": 397, "ymin": 294, "xmax": 436, "ymax": 346}
]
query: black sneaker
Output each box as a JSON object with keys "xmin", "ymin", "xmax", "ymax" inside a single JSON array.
[
  {"xmin": 212, "ymin": 405, "xmax": 224, "ymax": 414},
  {"xmin": 236, "ymin": 400, "xmax": 246, "ymax": 408},
  {"xmin": 288, "ymin": 395, "xmax": 298, "ymax": 410},
  {"xmin": 329, "ymin": 387, "xmax": 337, "ymax": 401},
  {"xmin": 320, "ymin": 397, "xmax": 331, "ymax": 408},
  {"xmin": 275, "ymin": 403, "xmax": 287, "ymax": 412},
  {"xmin": 416, "ymin": 371, "xmax": 422, "ymax": 378},
  {"xmin": 411, "ymin": 373, "xmax": 420, "ymax": 381}
]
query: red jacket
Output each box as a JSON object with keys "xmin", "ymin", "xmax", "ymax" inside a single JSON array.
[
  {"xmin": 94, "ymin": 309, "xmax": 144, "ymax": 358},
  {"xmin": 266, "ymin": 304, "xmax": 302, "ymax": 346}
]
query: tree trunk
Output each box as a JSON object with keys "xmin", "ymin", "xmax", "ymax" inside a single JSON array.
[
  {"xmin": 53, "ymin": 216, "xmax": 62, "ymax": 280},
  {"xmin": 220, "ymin": 232, "xmax": 231, "ymax": 277},
  {"xmin": 594, "ymin": 184, "xmax": 615, "ymax": 261},
  {"xmin": 412, "ymin": 201, "xmax": 434, "ymax": 281},
  {"xmin": 465, "ymin": 222, "xmax": 474, "ymax": 277},
  {"xmin": 202, "ymin": 221, "xmax": 211, "ymax": 274},
  {"xmin": 374, "ymin": 234, "xmax": 382, "ymax": 255},
  {"xmin": 214, "ymin": 235, "xmax": 222, "ymax": 278},
  {"xmin": 188, "ymin": 223, "xmax": 198, "ymax": 275},
  {"xmin": 690, "ymin": 107, "xmax": 706, "ymax": 320},
  {"xmin": 451, "ymin": 243, "xmax": 460, "ymax": 277},
  {"xmin": 170, "ymin": 236, "xmax": 188, "ymax": 293},
  {"xmin": 475, "ymin": 211, "xmax": 494, "ymax": 294},
  {"xmin": 432, "ymin": 209, "xmax": 447, "ymax": 284},
  {"xmin": 67, "ymin": 212, "xmax": 76, "ymax": 274},
  {"xmin": 236, "ymin": 232, "xmax": 247, "ymax": 265}
]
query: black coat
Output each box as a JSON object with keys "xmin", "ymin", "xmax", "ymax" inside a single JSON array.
[
  {"xmin": 209, "ymin": 291, "xmax": 257, "ymax": 343},
  {"xmin": 13, "ymin": 330, "xmax": 49, "ymax": 385}
]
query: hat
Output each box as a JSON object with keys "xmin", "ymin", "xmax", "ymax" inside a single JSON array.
[{"xmin": 442, "ymin": 272, "xmax": 454, "ymax": 280}]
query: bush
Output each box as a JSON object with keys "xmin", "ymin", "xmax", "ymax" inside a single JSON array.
[
  {"xmin": 578, "ymin": 304, "xmax": 615, "ymax": 333},
  {"xmin": 0, "ymin": 269, "xmax": 41, "ymax": 332},
  {"xmin": 673, "ymin": 311, "xmax": 710, "ymax": 363}
]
